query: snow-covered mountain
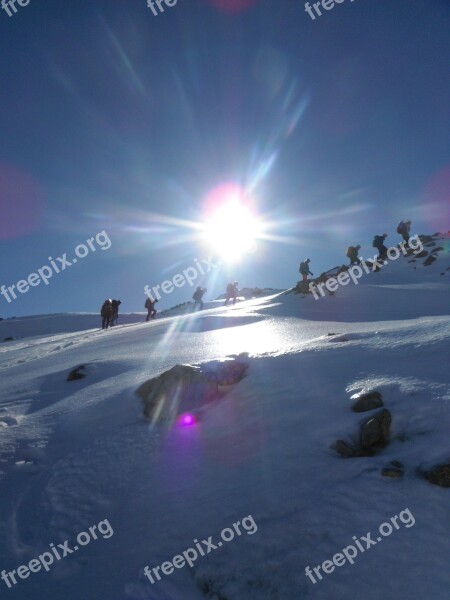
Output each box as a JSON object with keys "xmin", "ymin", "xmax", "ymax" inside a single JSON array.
[{"xmin": 0, "ymin": 233, "xmax": 449, "ymax": 600}]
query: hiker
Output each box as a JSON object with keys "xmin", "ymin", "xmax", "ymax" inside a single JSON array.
[
  {"xmin": 372, "ymin": 233, "xmax": 388, "ymax": 260},
  {"xmin": 299, "ymin": 259, "xmax": 313, "ymax": 282},
  {"xmin": 225, "ymin": 282, "xmax": 238, "ymax": 306},
  {"xmin": 145, "ymin": 296, "xmax": 158, "ymax": 321},
  {"xmin": 110, "ymin": 300, "xmax": 122, "ymax": 326},
  {"xmin": 192, "ymin": 287, "xmax": 207, "ymax": 310},
  {"xmin": 346, "ymin": 245, "xmax": 361, "ymax": 265},
  {"xmin": 100, "ymin": 299, "xmax": 113, "ymax": 329},
  {"xmin": 397, "ymin": 220, "xmax": 411, "ymax": 243}
]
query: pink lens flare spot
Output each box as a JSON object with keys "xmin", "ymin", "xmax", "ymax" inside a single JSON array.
[
  {"xmin": 421, "ymin": 166, "xmax": 450, "ymax": 232},
  {"xmin": 179, "ymin": 413, "xmax": 198, "ymax": 427},
  {"xmin": 203, "ymin": 182, "xmax": 251, "ymax": 216},
  {"xmin": 204, "ymin": 0, "xmax": 259, "ymax": 14},
  {"xmin": 0, "ymin": 163, "xmax": 45, "ymax": 240}
]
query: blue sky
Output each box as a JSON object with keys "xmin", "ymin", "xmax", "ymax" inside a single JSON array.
[{"xmin": 0, "ymin": 0, "xmax": 449, "ymax": 317}]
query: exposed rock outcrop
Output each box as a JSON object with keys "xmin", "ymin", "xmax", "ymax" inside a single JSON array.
[
  {"xmin": 360, "ymin": 409, "xmax": 391, "ymax": 450},
  {"xmin": 352, "ymin": 391, "xmax": 383, "ymax": 413},
  {"xmin": 138, "ymin": 359, "xmax": 250, "ymax": 421},
  {"xmin": 67, "ymin": 365, "xmax": 86, "ymax": 381},
  {"xmin": 333, "ymin": 408, "xmax": 392, "ymax": 458},
  {"xmin": 425, "ymin": 464, "xmax": 450, "ymax": 488}
]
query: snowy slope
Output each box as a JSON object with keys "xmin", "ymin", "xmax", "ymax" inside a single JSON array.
[
  {"xmin": 0, "ymin": 289, "xmax": 285, "ymax": 341},
  {"xmin": 0, "ymin": 234, "xmax": 449, "ymax": 600}
]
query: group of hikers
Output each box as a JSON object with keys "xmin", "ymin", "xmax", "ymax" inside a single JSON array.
[
  {"xmin": 99, "ymin": 281, "xmax": 241, "ymax": 328},
  {"xmin": 99, "ymin": 221, "xmax": 413, "ymax": 328},
  {"xmin": 100, "ymin": 296, "xmax": 159, "ymax": 328},
  {"xmin": 299, "ymin": 220, "xmax": 413, "ymax": 281},
  {"xmin": 100, "ymin": 299, "xmax": 122, "ymax": 329}
]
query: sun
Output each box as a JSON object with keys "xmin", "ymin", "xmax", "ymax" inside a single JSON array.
[{"xmin": 202, "ymin": 190, "xmax": 261, "ymax": 262}]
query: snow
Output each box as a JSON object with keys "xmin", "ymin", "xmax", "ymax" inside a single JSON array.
[{"xmin": 0, "ymin": 234, "xmax": 449, "ymax": 599}]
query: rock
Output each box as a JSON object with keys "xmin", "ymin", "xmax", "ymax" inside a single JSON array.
[
  {"xmin": 418, "ymin": 234, "xmax": 434, "ymax": 244},
  {"xmin": 328, "ymin": 335, "xmax": 349, "ymax": 342},
  {"xmin": 138, "ymin": 364, "xmax": 217, "ymax": 420},
  {"xmin": 425, "ymin": 464, "xmax": 450, "ymax": 488},
  {"xmin": 352, "ymin": 391, "xmax": 383, "ymax": 413},
  {"xmin": 414, "ymin": 250, "xmax": 428, "ymax": 258},
  {"xmin": 67, "ymin": 365, "xmax": 86, "ymax": 381},
  {"xmin": 336, "ymin": 265, "xmax": 349, "ymax": 275},
  {"xmin": 382, "ymin": 468, "xmax": 403, "ymax": 478},
  {"xmin": 138, "ymin": 359, "xmax": 249, "ymax": 421},
  {"xmin": 407, "ymin": 259, "xmax": 416, "ymax": 263},
  {"xmin": 391, "ymin": 460, "xmax": 404, "ymax": 469},
  {"xmin": 215, "ymin": 360, "xmax": 249, "ymax": 386},
  {"xmin": 431, "ymin": 246, "xmax": 444, "ymax": 253},
  {"xmin": 425, "ymin": 242, "xmax": 436, "ymax": 247},
  {"xmin": 333, "ymin": 440, "xmax": 369, "ymax": 458},
  {"xmin": 423, "ymin": 255, "xmax": 437, "ymax": 266},
  {"xmin": 3, "ymin": 337, "xmax": 14, "ymax": 342},
  {"xmin": 360, "ymin": 408, "xmax": 391, "ymax": 450},
  {"xmin": 294, "ymin": 281, "xmax": 311, "ymax": 295}
]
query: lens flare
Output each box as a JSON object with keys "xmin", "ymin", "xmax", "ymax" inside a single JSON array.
[
  {"xmin": 178, "ymin": 413, "xmax": 198, "ymax": 427},
  {"xmin": 204, "ymin": 0, "xmax": 259, "ymax": 14},
  {"xmin": 421, "ymin": 166, "xmax": 450, "ymax": 232},
  {"xmin": 202, "ymin": 183, "xmax": 262, "ymax": 263},
  {"xmin": 0, "ymin": 163, "xmax": 45, "ymax": 240}
]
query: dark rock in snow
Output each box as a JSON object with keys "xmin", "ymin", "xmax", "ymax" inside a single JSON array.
[
  {"xmin": 333, "ymin": 408, "xmax": 391, "ymax": 458},
  {"xmin": 67, "ymin": 365, "xmax": 86, "ymax": 381},
  {"xmin": 382, "ymin": 468, "xmax": 403, "ymax": 478},
  {"xmin": 3, "ymin": 337, "xmax": 14, "ymax": 342},
  {"xmin": 423, "ymin": 255, "xmax": 437, "ymax": 266},
  {"xmin": 414, "ymin": 250, "xmax": 428, "ymax": 259},
  {"xmin": 294, "ymin": 281, "xmax": 311, "ymax": 295},
  {"xmin": 425, "ymin": 464, "xmax": 450, "ymax": 488},
  {"xmin": 352, "ymin": 391, "xmax": 383, "ymax": 413},
  {"xmin": 138, "ymin": 359, "xmax": 249, "ymax": 421},
  {"xmin": 360, "ymin": 408, "xmax": 391, "ymax": 450},
  {"xmin": 333, "ymin": 440, "xmax": 370, "ymax": 458},
  {"xmin": 418, "ymin": 235, "xmax": 434, "ymax": 244},
  {"xmin": 328, "ymin": 335, "xmax": 349, "ymax": 342},
  {"xmin": 391, "ymin": 460, "xmax": 405, "ymax": 470},
  {"xmin": 215, "ymin": 361, "xmax": 249, "ymax": 386}
]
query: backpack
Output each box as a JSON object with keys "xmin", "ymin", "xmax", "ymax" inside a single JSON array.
[
  {"xmin": 226, "ymin": 283, "xmax": 234, "ymax": 295},
  {"xmin": 101, "ymin": 301, "xmax": 112, "ymax": 317},
  {"xmin": 372, "ymin": 236, "xmax": 383, "ymax": 248},
  {"xmin": 145, "ymin": 298, "xmax": 153, "ymax": 309},
  {"xmin": 396, "ymin": 221, "xmax": 405, "ymax": 234},
  {"xmin": 299, "ymin": 261, "xmax": 308, "ymax": 274},
  {"xmin": 346, "ymin": 246, "xmax": 355, "ymax": 258}
]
